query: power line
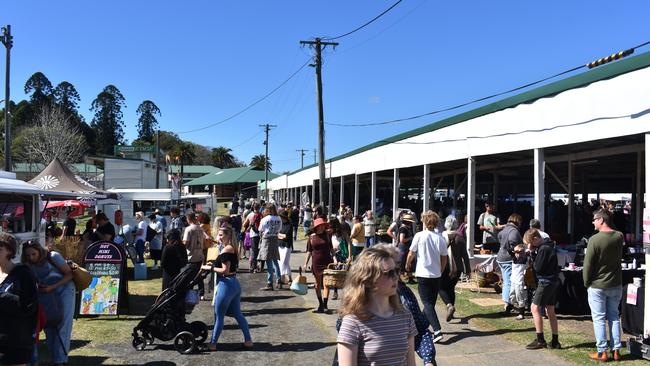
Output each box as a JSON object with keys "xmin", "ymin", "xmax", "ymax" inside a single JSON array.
[
  {"xmin": 322, "ymin": 0, "xmax": 403, "ymax": 41},
  {"xmin": 327, "ymin": 40, "xmax": 650, "ymax": 128},
  {"xmin": 177, "ymin": 58, "xmax": 311, "ymax": 134},
  {"xmin": 230, "ymin": 131, "xmax": 263, "ymax": 150}
]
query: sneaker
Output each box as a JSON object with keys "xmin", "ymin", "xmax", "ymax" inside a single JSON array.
[
  {"xmin": 525, "ymin": 339, "xmax": 547, "ymax": 350},
  {"xmin": 515, "ymin": 314, "xmax": 524, "ymax": 320},
  {"xmin": 549, "ymin": 340, "xmax": 561, "ymax": 349},
  {"xmin": 432, "ymin": 331, "xmax": 443, "ymax": 343},
  {"xmin": 331, "ymin": 291, "xmax": 339, "ymax": 300},
  {"xmin": 501, "ymin": 303, "xmax": 514, "ymax": 316},
  {"xmin": 446, "ymin": 305, "xmax": 455, "ymax": 322},
  {"xmin": 612, "ymin": 349, "xmax": 621, "ymax": 361},
  {"xmin": 151, "ymin": 265, "xmax": 159, "ymax": 270},
  {"xmin": 260, "ymin": 284, "xmax": 274, "ymax": 291}
]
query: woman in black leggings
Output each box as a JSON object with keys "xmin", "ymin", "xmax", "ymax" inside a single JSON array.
[{"xmin": 439, "ymin": 215, "xmax": 471, "ymax": 322}]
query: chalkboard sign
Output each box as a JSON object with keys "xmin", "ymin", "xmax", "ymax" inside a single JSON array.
[{"xmin": 79, "ymin": 241, "xmax": 126, "ymax": 315}]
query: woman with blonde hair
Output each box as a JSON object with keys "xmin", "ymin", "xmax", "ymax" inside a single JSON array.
[
  {"xmin": 406, "ymin": 210, "xmax": 448, "ymax": 344},
  {"xmin": 337, "ymin": 246, "xmax": 417, "ymax": 365}
]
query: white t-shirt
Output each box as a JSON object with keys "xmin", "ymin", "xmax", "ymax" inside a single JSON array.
[
  {"xmin": 409, "ymin": 229, "xmax": 448, "ymax": 278},
  {"xmin": 363, "ymin": 218, "xmax": 376, "ymax": 237},
  {"xmin": 259, "ymin": 215, "xmax": 282, "ymax": 239},
  {"xmin": 135, "ymin": 221, "xmax": 147, "ymax": 242},
  {"xmin": 331, "ymin": 234, "xmax": 340, "ymax": 251}
]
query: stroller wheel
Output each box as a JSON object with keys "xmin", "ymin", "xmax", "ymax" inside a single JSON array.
[
  {"xmin": 132, "ymin": 335, "xmax": 147, "ymax": 351},
  {"xmin": 174, "ymin": 331, "xmax": 196, "ymax": 354},
  {"xmin": 144, "ymin": 332, "xmax": 155, "ymax": 345},
  {"xmin": 494, "ymin": 283, "xmax": 502, "ymax": 294},
  {"xmin": 189, "ymin": 321, "xmax": 208, "ymax": 344}
]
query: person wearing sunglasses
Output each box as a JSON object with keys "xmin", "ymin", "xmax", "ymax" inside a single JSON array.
[
  {"xmin": 0, "ymin": 234, "xmax": 39, "ymax": 366},
  {"xmin": 337, "ymin": 246, "xmax": 417, "ymax": 366}
]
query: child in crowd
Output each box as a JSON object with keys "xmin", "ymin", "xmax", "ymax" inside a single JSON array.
[{"xmin": 509, "ymin": 244, "xmax": 528, "ymax": 320}]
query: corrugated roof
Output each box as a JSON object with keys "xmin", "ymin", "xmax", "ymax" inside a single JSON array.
[
  {"xmin": 290, "ymin": 50, "xmax": 650, "ymax": 175},
  {"xmin": 186, "ymin": 166, "xmax": 279, "ymax": 186},
  {"xmin": 168, "ymin": 165, "xmax": 220, "ymax": 174},
  {"xmin": 12, "ymin": 162, "xmax": 103, "ymax": 173}
]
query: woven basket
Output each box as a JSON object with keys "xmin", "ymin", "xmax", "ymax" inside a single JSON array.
[
  {"xmin": 323, "ymin": 263, "xmax": 348, "ymax": 289},
  {"xmin": 53, "ymin": 237, "xmax": 86, "ymax": 265}
]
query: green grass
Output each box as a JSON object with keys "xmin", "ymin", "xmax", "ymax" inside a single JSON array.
[
  {"xmin": 37, "ymin": 259, "xmax": 163, "ymax": 365},
  {"xmin": 438, "ymin": 285, "xmax": 647, "ymax": 365}
]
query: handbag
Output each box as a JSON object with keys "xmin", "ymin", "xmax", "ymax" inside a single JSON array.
[
  {"xmin": 39, "ymin": 291, "xmax": 63, "ymax": 328},
  {"xmin": 185, "ymin": 289, "xmax": 200, "ymax": 306},
  {"xmin": 68, "ymin": 261, "xmax": 93, "ymax": 292},
  {"xmin": 290, "ymin": 267, "xmax": 308, "ymax": 295}
]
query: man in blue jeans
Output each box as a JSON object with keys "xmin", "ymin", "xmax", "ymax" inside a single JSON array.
[{"xmin": 583, "ymin": 209, "xmax": 624, "ymax": 362}]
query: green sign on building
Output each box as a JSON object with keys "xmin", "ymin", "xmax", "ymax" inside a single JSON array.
[{"xmin": 114, "ymin": 145, "xmax": 155, "ymax": 155}]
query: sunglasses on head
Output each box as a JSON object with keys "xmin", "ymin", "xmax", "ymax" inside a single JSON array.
[{"xmin": 382, "ymin": 268, "xmax": 399, "ymax": 279}]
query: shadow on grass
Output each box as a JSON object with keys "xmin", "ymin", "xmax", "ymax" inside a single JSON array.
[
  {"xmin": 562, "ymin": 340, "xmax": 628, "ymax": 351},
  {"xmin": 243, "ymin": 307, "xmax": 309, "ymax": 317},
  {"xmin": 241, "ymin": 295, "xmax": 293, "ymax": 303},
  {"xmin": 437, "ymin": 326, "xmax": 535, "ymax": 345},
  {"xmin": 204, "ymin": 323, "xmax": 268, "ymax": 330},
  {"xmin": 128, "ymin": 294, "xmax": 159, "ymax": 316}
]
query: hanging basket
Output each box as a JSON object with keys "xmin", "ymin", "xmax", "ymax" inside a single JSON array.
[{"xmin": 323, "ymin": 263, "xmax": 348, "ymax": 289}]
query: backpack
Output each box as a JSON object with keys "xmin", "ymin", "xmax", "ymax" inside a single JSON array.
[
  {"xmin": 146, "ymin": 224, "xmax": 157, "ymax": 242},
  {"xmin": 252, "ymin": 213, "xmax": 262, "ymax": 234}
]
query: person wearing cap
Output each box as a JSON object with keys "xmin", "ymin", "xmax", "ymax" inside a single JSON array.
[
  {"xmin": 258, "ymin": 204, "xmax": 282, "ymax": 291},
  {"xmin": 0, "ymin": 233, "xmax": 39, "ymax": 366},
  {"xmin": 399, "ymin": 213, "xmax": 417, "ymax": 284},
  {"xmin": 304, "ymin": 217, "xmax": 335, "ymax": 313}
]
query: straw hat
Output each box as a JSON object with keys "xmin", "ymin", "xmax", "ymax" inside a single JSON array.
[{"xmin": 402, "ymin": 213, "xmax": 416, "ymax": 223}]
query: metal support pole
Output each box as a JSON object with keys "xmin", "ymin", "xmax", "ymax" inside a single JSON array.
[
  {"xmin": 353, "ymin": 174, "xmax": 359, "ymax": 216},
  {"xmin": 568, "ymin": 158, "xmax": 574, "ymax": 243},
  {"xmin": 452, "ymin": 174, "xmax": 458, "ymax": 210},
  {"xmin": 636, "ymin": 151, "xmax": 642, "ymax": 239},
  {"xmin": 328, "ymin": 161, "xmax": 333, "ymax": 216},
  {"xmin": 340, "ymin": 176, "xmax": 345, "ymax": 205},
  {"xmin": 311, "ymin": 181, "xmax": 317, "ymax": 205},
  {"xmin": 467, "ymin": 157, "xmax": 476, "ymax": 256},
  {"xmin": 423, "ymin": 164, "xmax": 431, "ymax": 213},
  {"xmin": 1, "ymin": 25, "xmax": 12, "ymax": 172},
  {"xmin": 644, "ymin": 133, "xmax": 650, "ymax": 338},
  {"xmin": 392, "ymin": 168, "xmax": 400, "ymax": 220},
  {"xmin": 370, "ymin": 171, "xmax": 377, "ymax": 216},
  {"xmin": 534, "ymin": 148, "xmax": 545, "ymax": 230},
  {"xmin": 493, "ymin": 172, "xmax": 498, "ymax": 211}
]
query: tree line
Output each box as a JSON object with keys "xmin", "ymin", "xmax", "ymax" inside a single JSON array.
[{"xmin": 0, "ymin": 72, "xmax": 271, "ymax": 170}]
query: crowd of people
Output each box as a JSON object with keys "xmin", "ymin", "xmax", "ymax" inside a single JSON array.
[{"xmin": 0, "ymin": 194, "xmax": 630, "ymax": 365}]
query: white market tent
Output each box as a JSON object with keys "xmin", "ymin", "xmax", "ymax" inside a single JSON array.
[{"xmin": 269, "ymin": 50, "xmax": 650, "ymax": 337}]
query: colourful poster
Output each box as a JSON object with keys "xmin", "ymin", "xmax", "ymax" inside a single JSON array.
[{"xmin": 79, "ymin": 241, "xmax": 125, "ymax": 316}]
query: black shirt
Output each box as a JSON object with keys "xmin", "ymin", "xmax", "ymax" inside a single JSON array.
[
  {"xmin": 62, "ymin": 218, "xmax": 76, "ymax": 236},
  {"xmin": 398, "ymin": 225, "xmax": 413, "ymax": 245},
  {"xmin": 214, "ymin": 252, "xmax": 239, "ymax": 274},
  {"xmin": 96, "ymin": 222, "xmax": 116, "ymax": 241},
  {"xmin": 279, "ymin": 221, "xmax": 293, "ymax": 249},
  {"xmin": 0, "ymin": 264, "xmax": 38, "ymax": 352},
  {"xmin": 161, "ymin": 242, "xmax": 188, "ymax": 289},
  {"xmin": 533, "ymin": 240, "xmax": 559, "ymax": 279}
]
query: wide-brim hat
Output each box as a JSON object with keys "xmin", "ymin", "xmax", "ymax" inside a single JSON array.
[
  {"xmin": 402, "ymin": 214, "xmax": 416, "ymax": 223},
  {"xmin": 313, "ymin": 217, "xmax": 328, "ymax": 229}
]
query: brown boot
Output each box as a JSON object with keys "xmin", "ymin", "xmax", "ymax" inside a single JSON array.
[
  {"xmin": 612, "ymin": 349, "xmax": 621, "ymax": 361},
  {"xmin": 588, "ymin": 351, "xmax": 608, "ymax": 362}
]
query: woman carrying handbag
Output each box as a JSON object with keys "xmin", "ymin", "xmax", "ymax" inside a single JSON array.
[{"xmin": 22, "ymin": 241, "xmax": 75, "ymax": 366}]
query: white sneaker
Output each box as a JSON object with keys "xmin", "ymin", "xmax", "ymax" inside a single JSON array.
[{"xmin": 433, "ymin": 331, "xmax": 443, "ymax": 343}]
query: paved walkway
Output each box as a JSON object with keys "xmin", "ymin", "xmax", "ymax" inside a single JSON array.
[{"xmin": 102, "ymin": 238, "xmax": 574, "ymax": 365}]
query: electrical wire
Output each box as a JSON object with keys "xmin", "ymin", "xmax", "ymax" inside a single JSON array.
[
  {"xmin": 231, "ymin": 131, "xmax": 264, "ymax": 150},
  {"xmin": 322, "ymin": 0, "xmax": 403, "ymax": 41},
  {"xmin": 327, "ymin": 40, "xmax": 650, "ymax": 128},
  {"xmin": 177, "ymin": 58, "xmax": 312, "ymax": 134}
]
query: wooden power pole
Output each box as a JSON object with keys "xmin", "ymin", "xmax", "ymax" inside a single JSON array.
[
  {"xmin": 300, "ymin": 38, "xmax": 337, "ymax": 214},
  {"xmin": 260, "ymin": 123, "xmax": 276, "ymax": 201}
]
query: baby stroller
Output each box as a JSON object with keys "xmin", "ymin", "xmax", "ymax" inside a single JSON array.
[{"xmin": 132, "ymin": 264, "xmax": 209, "ymax": 354}]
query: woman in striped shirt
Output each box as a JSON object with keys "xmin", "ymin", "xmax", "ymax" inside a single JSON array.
[{"xmin": 337, "ymin": 246, "xmax": 417, "ymax": 366}]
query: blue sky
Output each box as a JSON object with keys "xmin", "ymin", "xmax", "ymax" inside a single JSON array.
[{"xmin": 3, "ymin": 1, "xmax": 649, "ymax": 173}]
